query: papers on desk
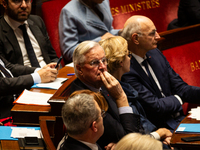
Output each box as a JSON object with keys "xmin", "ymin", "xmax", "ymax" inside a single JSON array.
[
  {"xmin": 176, "ymin": 123, "xmax": 200, "ymax": 134},
  {"xmin": 0, "ymin": 126, "xmax": 41, "ymax": 140},
  {"xmin": 32, "ymin": 77, "xmax": 68, "ymax": 89},
  {"xmin": 14, "ymin": 89, "xmax": 52, "ymax": 105},
  {"xmin": 188, "ymin": 106, "xmax": 200, "ymax": 120}
]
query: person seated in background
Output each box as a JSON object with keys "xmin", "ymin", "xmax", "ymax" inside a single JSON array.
[
  {"xmin": 99, "ymin": 36, "xmax": 172, "ymax": 149},
  {"xmin": 0, "ymin": 0, "xmax": 58, "ymax": 68},
  {"xmin": 59, "ymin": 0, "xmax": 119, "ymax": 63},
  {"xmin": 70, "ymin": 40, "xmax": 172, "ymax": 149},
  {"xmin": 59, "ymin": 92, "xmax": 104, "ymax": 150},
  {"xmin": 114, "ymin": 133, "xmax": 162, "ymax": 150},
  {"xmin": 0, "ymin": 55, "xmax": 58, "ymax": 120},
  {"xmin": 120, "ymin": 15, "xmax": 200, "ymax": 131},
  {"xmin": 167, "ymin": 0, "xmax": 200, "ymax": 30}
]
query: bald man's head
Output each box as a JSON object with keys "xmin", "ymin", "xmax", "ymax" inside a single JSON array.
[{"xmin": 120, "ymin": 15, "xmax": 155, "ymax": 42}]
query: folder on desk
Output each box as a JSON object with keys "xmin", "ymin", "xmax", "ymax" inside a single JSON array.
[
  {"xmin": 175, "ymin": 123, "xmax": 200, "ymax": 133},
  {"xmin": 0, "ymin": 126, "xmax": 41, "ymax": 140},
  {"xmin": 31, "ymin": 77, "xmax": 68, "ymax": 89}
]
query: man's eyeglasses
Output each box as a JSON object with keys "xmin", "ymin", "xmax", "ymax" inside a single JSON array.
[
  {"xmin": 90, "ymin": 110, "xmax": 106, "ymax": 127},
  {"xmin": 89, "ymin": 57, "xmax": 108, "ymax": 67},
  {"xmin": 137, "ymin": 29, "xmax": 157, "ymax": 37},
  {"xmin": 11, "ymin": 0, "xmax": 32, "ymax": 6}
]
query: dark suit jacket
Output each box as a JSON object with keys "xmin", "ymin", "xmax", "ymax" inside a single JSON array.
[
  {"xmin": 0, "ymin": 15, "xmax": 58, "ymax": 66},
  {"xmin": 59, "ymin": 136, "xmax": 102, "ymax": 150},
  {"xmin": 70, "ymin": 78, "xmax": 143, "ymax": 149},
  {"xmin": 0, "ymin": 56, "xmax": 36, "ymax": 119},
  {"xmin": 122, "ymin": 48, "xmax": 200, "ymax": 130},
  {"xmin": 168, "ymin": 0, "xmax": 200, "ymax": 30},
  {"xmin": 120, "ymin": 81, "xmax": 157, "ymax": 134}
]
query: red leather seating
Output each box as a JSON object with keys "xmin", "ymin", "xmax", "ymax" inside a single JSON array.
[
  {"xmin": 41, "ymin": 0, "xmax": 70, "ymax": 66},
  {"xmin": 109, "ymin": 0, "xmax": 180, "ymax": 32},
  {"xmin": 163, "ymin": 41, "xmax": 200, "ymax": 87},
  {"xmin": 162, "ymin": 41, "xmax": 200, "ymax": 115}
]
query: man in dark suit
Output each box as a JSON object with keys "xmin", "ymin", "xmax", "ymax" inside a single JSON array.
[
  {"xmin": 70, "ymin": 41, "xmax": 172, "ymax": 149},
  {"xmin": 120, "ymin": 15, "xmax": 200, "ymax": 131},
  {"xmin": 0, "ymin": 0, "xmax": 58, "ymax": 67},
  {"xmin": 0, "ymin": 56, "xmax": 58, "ymax": 120},
  {"xmin": 59, "ymin": 93, "xmax": 104, "ymax": 150}
]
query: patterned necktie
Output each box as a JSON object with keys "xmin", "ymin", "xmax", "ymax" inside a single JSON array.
[
  {"xmin": 0, "ymin": 63, "xmax": 12, "ymax": 78},
  {"xmin": 19, "ymin": 24, "xmax": 40, "ymax": 67},
  {"xmin": 142, "ymin": 59, "xmax": 162, "ymax": 98}
]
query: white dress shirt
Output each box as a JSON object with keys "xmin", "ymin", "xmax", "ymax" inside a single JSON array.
[{"xmin": 4, "ymin": 15, "xmax": 46, "ymax": 67}]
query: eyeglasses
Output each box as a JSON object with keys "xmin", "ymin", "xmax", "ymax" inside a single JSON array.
[
  {"xmin": 90, "ymin": 109, "xmax": 106, "ymax": 127},
  {"xmin": 101, "ymin": 110, "xmax": 106, "ymax": 118},
  {"xmin": 128, "ymin": 52, "xmax": 132, "ymax": 58},
  {"xmin": 137, "ymin": 29, "xmax": 157, "ymax": 37},
  {"xmin": 89, "ymin": 57, "xmax": 108, "ymax": 68},
  {"xmin": 11, "ymin": 0, "xmax": 32, "ymax": 6}
]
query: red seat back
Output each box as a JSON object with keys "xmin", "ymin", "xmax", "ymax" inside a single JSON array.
[
  {"xmin": 42, "ymin": 0, "xmax": 70, "ymax": 66},
  {"xmin": 110, "ymin": 0, "xmax": 180, "ymax": 32},
  {"xmin": 163, "ymin": 41, "xmax": 200, "ymax": 87},
  {"xmin": 162, "ymin": 40, "xmax": 200, "ymax": 115}
]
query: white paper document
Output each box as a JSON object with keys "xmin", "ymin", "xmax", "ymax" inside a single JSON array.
[
  {"xmin": 188, "ymin": 106, "xmax": 200, "ymax": 120},
  {"xmin": 15, "ymin": 89, "xmax": 53, "ymax": 105},
  {"xmin": 32, "ymin": 77, "xmax": 68, "ymax": 89},
  {"xmin": 11, "ymin": 127, "xmax": 42, "ymax": 138}
]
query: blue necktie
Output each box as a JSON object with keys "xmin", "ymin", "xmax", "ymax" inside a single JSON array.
[
  {"xmin": 19, "ymin": 24, "xmax": 40, "ymax": 67},
  {"xmin": 0, "ymin": 63, "xmax": 12, "ymax": 78},
  {"xmin": 142, "ymin": 59, "xmax": 162, "ymax": 98}
]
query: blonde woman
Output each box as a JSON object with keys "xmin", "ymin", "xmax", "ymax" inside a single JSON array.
[
  {"xmin": 115, "ymin": 133, "xmax": 162, "ymax": 150},
  {"xmin": 99, "ymin": 36, "xmax": 172, "ymax": 149}
]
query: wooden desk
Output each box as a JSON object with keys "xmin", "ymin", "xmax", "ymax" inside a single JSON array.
[
  {"xmin": 11, "ymin": 66, "xmax": 75, "ymax": 126},
  {"xmin": 1, "ymin": 141, "xmax": 20, "ymax": 150},
  {"xmin": 170, "ymin": 115, "xmax": 200, "ymax": 150}
]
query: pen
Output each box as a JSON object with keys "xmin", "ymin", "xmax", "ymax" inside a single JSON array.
[
  {"xmin": 67, "ymin": 73, "xmax": 75, "ymax": 76},
  {"xmin": 55, "ymin": 56, "xmax": 63, "ymax": 68}
]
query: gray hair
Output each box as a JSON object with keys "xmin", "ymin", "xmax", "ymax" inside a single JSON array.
[
  {"xmin": 73, "ymin": 41, "xmax": 102, "ymax": 76},
  {"xmin": 120, "ymin": 19, "xmax": 141, "ymax": 42},
  {"xmin": 62, "ymin": 93, "xmax": 99, "ymax": 135}
]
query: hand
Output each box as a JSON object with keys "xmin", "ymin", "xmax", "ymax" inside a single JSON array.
[
  {"xmin": 42, "ymin": 62, "xmax": 58, "ymax": 69},
  {"xmin": 156, "ymin": 128, "xmax": 172, "ymax": 139},
  {"xmin": 100, "ymin": 71, "xmax": 129, "ymax": 107},
  {"xmin": 105, "ymin": 143, "xmax": 116, "ymax": 150},
  {"xmin": 156, "ymin": 128, "xmax": 172, "ymax": 147},
  {"xmin": 37, "ymin": 64, "xmax": 58, "ymax": 83},
  {"xmin": 101, "ymin": 32, "xmax": 114, "ymax": 40}
]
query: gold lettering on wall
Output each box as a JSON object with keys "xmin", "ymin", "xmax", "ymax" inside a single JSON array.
[
  {"xmin": 111, "ymin": 0, "xmax": 160, "ymax": 16},
  {"xmin": 190, "ymin": 60, "xmax": 200, "ymax": 72}
]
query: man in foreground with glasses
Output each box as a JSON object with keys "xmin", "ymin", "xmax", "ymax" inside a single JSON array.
[
  {"xmin": 120, "ymin": 15, "xmax": 200, "ymax": 131},
  {"xmin": 59, "ymin": 93, "xmax": 104, "ymax": 150},
  {"xmin": 0, "ymin": 0, "xmax": 58, "ymax": 67},
  {"xmin": 70, "ymin": 41, "xmax": 172, "ymax": 149}
]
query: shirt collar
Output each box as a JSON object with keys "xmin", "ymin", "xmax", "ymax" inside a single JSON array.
[
  {"xmin": 4, "ymin": 14, "xmax": 28, "ymax": 31},
  {"xmin": 132, "ymin": 53, "xmax": 147, "ymax": 65},
  {"xmin": 79, "ymin": 140, "xmax": 98, "ymax": 150},
  {"xmin": 82, "ymin": 81, "xmax": 101, "ymax": 92}
]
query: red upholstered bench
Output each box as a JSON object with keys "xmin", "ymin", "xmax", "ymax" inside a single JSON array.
[
  {"xmin": 158, "ymin": 24, "xmax": 200, "ymax": 115},
  {"xmin": 41, "ymin": 0, "xmax": 70, "ymax": 66},
  {"xmin": 109, "ymin": 0, "xmax": 180, "ymax": 32}
]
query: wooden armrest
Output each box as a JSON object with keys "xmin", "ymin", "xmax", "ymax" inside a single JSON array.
[{"xmin": 39, "ymin": 116, "xmax": 56, "ymax": 150}]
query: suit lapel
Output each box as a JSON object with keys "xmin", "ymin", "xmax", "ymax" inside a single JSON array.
[
  {"xmin": 146, "ymin": 53, "xmax": 164, "ymax": 96},
  {"xmin": 85, "ymin": 4, "xmax": 109, "ymax": 31},
  {"xmin": 131, "ymin": 57, "xmax": 161, "ymax": 96},
  {"xmin": 131, "ymin": 57, "xmax": 153, "ymax": 89},
  {"xmin": 101, "ymin": 86, "xmax": 120, "ymax": 121},
  {"xmin": 28, "ymin": 19, "xmax": 45, "ymax": 57},
  {"xmin": 1, "ymin": 18, "xmax": 23, "ymax": 64}
]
